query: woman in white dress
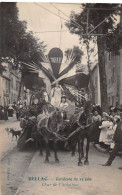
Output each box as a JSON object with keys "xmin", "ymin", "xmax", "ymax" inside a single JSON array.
[
  {"xmin": 59, "ymin": 95, "xmax": 68, "ymax": 120},
  {"xmin": 104, "ymin": 118, "xmax": 114, "ymax": 147},
  {"xmin": 99, "ymin": 113, "xmax": 112, "ymax": 143}
]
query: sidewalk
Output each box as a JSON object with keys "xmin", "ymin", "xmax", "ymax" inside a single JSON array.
[{"xmin": 0, "ymin": 116, "xmax": 21, "ymax": 159}]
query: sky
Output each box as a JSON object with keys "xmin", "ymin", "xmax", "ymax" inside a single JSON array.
[
  {"xmin": 17, "ymin": 2, "xmax": 92, "ymax": 66},
  {"xmin": 17, "ymin": 3, "xmax": 81, "ymax": 51},
  {"xmin": 17, "ymin": 2, "xmax": 120, "ymax": 71}
]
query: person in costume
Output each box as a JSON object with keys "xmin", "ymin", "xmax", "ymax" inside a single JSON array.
[{"xmin": 59, "ymin": 95, "xmax": 68, "ymax": 120}]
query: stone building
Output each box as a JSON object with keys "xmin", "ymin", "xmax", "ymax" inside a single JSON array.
[
  {"xmin": 89, "ymin": 48, "xmax": 122, "ymax": 107},
  {"xmin": 105, "ymin": 50, "xmax": 122, "ymax": 107},
  {"xmin": 89, "ymin": 6, "xmax": 122, "ymax": 107},
  {"xmin": 0, "ymin": 62, "xmax": 10, "ymax": 106},
  {"xmin": 0, "ymin": 61, "xmax": 29, "ymax": 106},
  {"xmin": 88, "ymin": 63, "xmax": 101, "ymax": 105}
]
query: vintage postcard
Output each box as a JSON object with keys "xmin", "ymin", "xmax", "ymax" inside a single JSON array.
[{"xmin": 0, "ymin": 2, "xmax": 122, "ymax": 195}]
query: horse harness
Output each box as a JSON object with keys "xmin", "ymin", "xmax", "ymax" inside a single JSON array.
[{"xmin": 37, "ymin": 110, "xmax": 92, "ymax": 141}]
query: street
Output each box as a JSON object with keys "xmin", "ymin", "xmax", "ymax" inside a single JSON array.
[
  {"xmin": 0, "ymin": 116, "xmax": 21, "ymax": 159},
  {"xmin": 0, "ymin": 118, "xmax": 122, "ymax": 195}
]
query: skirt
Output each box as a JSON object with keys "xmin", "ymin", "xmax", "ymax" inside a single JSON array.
[{"xmin": 91, "ymin": 121, "xmax": 101, "ymax": 143}]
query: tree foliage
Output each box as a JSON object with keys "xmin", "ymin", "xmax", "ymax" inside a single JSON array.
[
  {"xmin": 65, "ymin": 46, "xmax": 83, "ymax": 63},
  {"xmin": 66, "ymin": 4, "xmax": 120, "ymax": 36},
  {"xmin": 66, "ymin": 3, "xmax": 120, "ymax": 111},
  {"xmin": 0, "ymin": 2, "xmax": 47, "ymax": 71}
]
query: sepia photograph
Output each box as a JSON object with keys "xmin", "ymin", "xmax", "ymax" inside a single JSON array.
[{"xmin": 0, "ymin": 1, "xmax": 122, "ymax": 195}]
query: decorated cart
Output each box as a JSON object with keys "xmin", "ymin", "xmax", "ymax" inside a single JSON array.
[{"xmin": 17, "ymin": 48, "xmax": 89, "ymax": 149}]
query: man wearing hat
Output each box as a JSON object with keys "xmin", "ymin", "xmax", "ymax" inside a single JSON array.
[{"xmin": 103, "ymin": 111, "xmax": 122, "ymax": 166}]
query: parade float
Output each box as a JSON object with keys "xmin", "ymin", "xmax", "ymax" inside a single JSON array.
[{"xmin": 17, "ymin": 48, "xmax": 89, "ymax": 149}]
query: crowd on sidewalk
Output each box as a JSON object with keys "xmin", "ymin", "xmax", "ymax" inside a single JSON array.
[
  {"xmin": 0, "ymin": 97, "xmax": 27, "ymax": 121},
  {"xmin": 92, "ymin": 105, "xmax": 121, "ymax": 152},
  {"xmin": 90, "ymin": 104, "xmax": 122, "ymax": 167}
]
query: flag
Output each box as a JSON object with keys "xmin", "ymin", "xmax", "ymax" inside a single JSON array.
[{"xmin": 61, "ymin": 85, "xmax": 77, "ymax": 102}]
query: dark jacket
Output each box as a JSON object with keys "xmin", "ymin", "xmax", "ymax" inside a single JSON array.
[{"xmin": 113, "ymin": 120, "xmax": 122, "ymax": 144}]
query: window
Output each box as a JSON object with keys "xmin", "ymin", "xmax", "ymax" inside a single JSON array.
[
  {"xmin": 108, "ymin": 79, "xmax": 111, "ymax": 85},
  {"xmin": 112, "ymin": 67, "xmax": 115, "ymax": 83},
  {"xmin": 9, "ymin": 82, "xmax": 10, "ymax": 93},
  {"xmin": 3, "ymin": 78, "xmax": 5, "ymax": 93},
  {"xmin": 95, "ymin": 77, "xmax": 97, "ymax": 87},
  {"xmin": 11, "ymin": 77, "xmax": 13, "ymax": 88},
  {"xmin": 109, "ymin": 52, "xmax": 111, "ymax": 61},
  {"xmin": 6, "ymin": 80, "xmax": 7, "ymax": 93},
  {"xmin": 110, "ymin": 96, "xmax": 112, "ymax": 105},
  {"xmin": 6, "ymin": 80, "xmax": 9, "ymax": 94},
  {"xmin": 108, "ymin": 97, "xmax": 110, "ymax": 105},
  {"xmin": 16, "ymin": 81, "xmax": 18, "ymax": 91},
  {"xmin": 111, "ymin": 76, "xmax": 113, "ymax": 84},
  {"xmin": 112, "ymin": 96, "xmax": 114, "ymax": 105}
]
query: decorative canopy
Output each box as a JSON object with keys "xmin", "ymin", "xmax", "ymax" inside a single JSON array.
[{"xmin": 21, "ymin": 48, "xmax": 89, "ymax": 98}]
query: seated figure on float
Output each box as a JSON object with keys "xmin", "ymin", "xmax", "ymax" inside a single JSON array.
[{"xmin": 59, "ymin": 95, "xmax": 69, "ymax": 120}]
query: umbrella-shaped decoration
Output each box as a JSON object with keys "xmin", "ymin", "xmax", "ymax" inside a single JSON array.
[
  {"xmin": 21, "ymin": 48, "xmax": 89, "ymax": 104},
  {"xmin": 48, "ymin": 48, "xmax": 63, "ymax": 79}
]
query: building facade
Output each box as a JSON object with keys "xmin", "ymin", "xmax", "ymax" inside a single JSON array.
[
  {"xmin": 89, "ymin": 49, "xmax": 122, "ymax": 107},
  {"xmin": 0, "ymin": 61, "xmax": 30, "ymax": 107},
  {"xmin": 105, "ymin": 50, "xmax": 122, "ymax": 106},
  {"xmin": 0, "ymin": 62, "xmax": 11, "ymax": 106},
  {"xmin": 89, "ymin": 6, "xmax": 122, "ymax": 107}
]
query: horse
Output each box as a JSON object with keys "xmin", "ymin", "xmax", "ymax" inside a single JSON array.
[
  {"xmin": 17, "ymin": 102, "xmax": 55, "ymax": 150},
  {"xmin": 17, "ymin": 116, "xmax": 37, "ymax": 149},
  {"xmin": 37, "ymin": 108, "xmax": 63, "ymax": 163},
  {"xmin": 65, "ymin": 101, "xmax": 95, "ymax": 166}
]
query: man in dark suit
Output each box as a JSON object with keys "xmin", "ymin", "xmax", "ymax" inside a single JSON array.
[{"xmin": 103, "ymin": 111, "xmax": 122, "ymax": 166}]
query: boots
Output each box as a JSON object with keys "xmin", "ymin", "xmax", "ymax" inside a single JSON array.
[{"xmin": 102, "ymin": 159, "xmax": 112, "ymax": 166}]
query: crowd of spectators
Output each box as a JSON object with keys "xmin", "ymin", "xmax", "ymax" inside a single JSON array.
[
  {"xmin": 0, "ymin": 97, "xmax": 28, "ymax": 121},
  {"xmin": 92, "ymin": 105, "xmax": 122, "ymax": 152}
]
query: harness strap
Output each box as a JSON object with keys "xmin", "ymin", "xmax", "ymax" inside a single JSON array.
[
  {"xmin": 44, "ymin": 127, "xmax": 67, "ymax": 141},
  {"xmin": 66, "ymin": 122, "xmax": 93, "ymax": 140},
  {"xmin": 38, "ymin": 112, "xmax": 93, "ymax": 141},
  {"xmin": 67, "ymin": 127, "xmax": 81, "ymax": 140}
]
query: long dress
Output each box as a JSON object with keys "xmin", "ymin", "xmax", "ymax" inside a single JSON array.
[
  {"xmin": 51, "ymin": 86, "xmax": 62, "ymax": 107},
  {"xmin": 4, "ymin": 106, "xmax": 8, "ymax": 120},
  {"xmin": 99, "ymin": 121, "xmax": 110, "ymax": 142},
  {"xmin": 105, "ymin": 121, "xmax": 114, "ymax": 146},
  {"xmin": 92, "ymin": 115, "xmax": 102, "ymax": 143}
]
